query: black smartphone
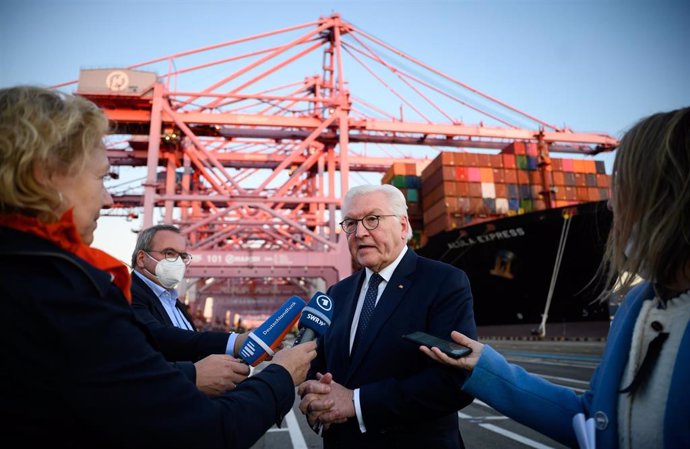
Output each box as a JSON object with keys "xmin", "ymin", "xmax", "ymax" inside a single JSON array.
[{"xmin": 402, "ymin": 331, "xmax": 472, "ymax": 358}]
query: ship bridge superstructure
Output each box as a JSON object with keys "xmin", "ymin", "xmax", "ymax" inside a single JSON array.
[{"xmin": 55, "ymin": 14, "xmax": 618, "ymax": 326}]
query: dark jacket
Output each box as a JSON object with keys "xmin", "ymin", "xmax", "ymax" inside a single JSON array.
[
  {"xmin": 131, "ymin": 273, "xmax": 232, "ymax": 381},
  {"xmin": 0, "ymin": 226, "xmax": 294, "ymax": 448},
  {"xmin": 310, "ymin": 249, "xmax": 477, "ymax": 449}
]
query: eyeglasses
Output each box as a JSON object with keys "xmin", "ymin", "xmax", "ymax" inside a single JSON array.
[
  {"xmin": 148, "ymin": 249, "xmax": 193, "ymax": 265},
  {"xmin": 339, "ymin": 214, "xmax": 397, "ymax": 235}
]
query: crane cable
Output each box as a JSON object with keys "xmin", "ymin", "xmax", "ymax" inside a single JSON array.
[{"xmin": 536, "ymin": 211, "xmax": 573, "ymax": 337}]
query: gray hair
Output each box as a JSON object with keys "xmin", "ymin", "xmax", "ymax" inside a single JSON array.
[
  {"xmin": 342, "ymin": 184, "xmax": 412, "ymax": 239},
  {"xmin": 131, "ymin": 224, "xmax": 182, "ymax": 268}
]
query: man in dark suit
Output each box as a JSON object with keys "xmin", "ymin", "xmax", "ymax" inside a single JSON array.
[
  {"xmin": 131, "ymin": 224, "xmax": 249, "ymax": 395},
  {"xmin": 298, "ymin": 184, "xmax": 477, "ymax": 449}
]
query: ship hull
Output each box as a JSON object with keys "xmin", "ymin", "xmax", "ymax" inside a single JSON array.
[{"xmin": 418, "ymin": 200, "xmax": 613, "ymax": 337}]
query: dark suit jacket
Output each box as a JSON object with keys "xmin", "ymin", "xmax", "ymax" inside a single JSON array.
[
  {"xmin": 310, "ymin": 249, "xmax": 477, "ymax": 449},
  {"xmin": 131, "ymin": 273, "xmax": 231, "ymax": 381},
  {"xmin": 0, "ymin": 226, "xmax": 295, "ymax": 448}
]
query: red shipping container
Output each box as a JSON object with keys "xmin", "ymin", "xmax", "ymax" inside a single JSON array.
[
  {"xmin": 502, "ymin": 154, "xmax": 516, "ymax": 169},
  {"xmin": 421, "ymin": 168, "xmax": 443, "ymax": 192},
  {"xmin": 564, "ymin": 186, "xmax": 577, "ymax": 200},
  {"xmin": 455, "ymin": 166, "xmax": 468, "ymax": 181},
  {"xmin": 517, "ymin": 170, "xmax": 529, "ymax": 184},
  {"xmin": 421, "ymin": 156, "xmax": 442, "ymax": 180},
  {"xmin": 476, "ymin": 153, "xmax": 491, "ymax": 167},
  {"xmin": 468, "ymin": 182, "xmax": 482, "ymax": 197},
  {"xmin": 489, "ymin": 154, "xmax": 503, "ymax": 168},
  {"xmin": 504, "ymin": 170, "xmax": 518, "ymax": 183},
  {"xmin": 423, "ymin": 181, "xmax": 458, "ymax": 206},
  {"xmin": 492, "ymin": 168, "xmax": 506, "ymax": 184},
  {"xmin": 453, "ymin": 152, "xmax": 467, "ymax": 166},
  {"xmin": 574, "ymin": 172, "xmax": 586, "ymax": 186},
  {"xmin": 442, "ymin": 166, "xmax": 456, "ymax": 180},
  {"xmin": 440, "ymin": 152, "xmax": 455, "ymax": 165},
  {"xmin": 551, "ymin": 158, "xmax": 563, "ymax": 171},
  {"xmin": 464, "ymin": 152, "xmax": 479, "ymax": 167},
  {"xmin": 456, "ymin": 182, "xmax": 470, "ymax": 197},
  {"xmin": 552, "ymin": 171, "xmax": 565, "ymax": 186},
  {"xmin": 469, "ymin": 197, "xmax": 484, "ymax": 213},
  {"xmin": 495, "ymin": 183, "xmax": 508, "ymax": 198},
  {"xmin": 528, "ymin": 171, "xmax": 543, "ymax": 185}
]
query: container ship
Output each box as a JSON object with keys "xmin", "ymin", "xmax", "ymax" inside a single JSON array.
[{"xmin": 384, "ymin": 142, "xmax": 614, "ymax": 338}]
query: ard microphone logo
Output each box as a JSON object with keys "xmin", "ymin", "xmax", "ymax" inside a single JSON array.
[
  {"xmin": 301, "ymin": 292, "xmax": 333, "ymax": 329},
  {"xmin": 315, "ymin": 294, "xmax": 333, "ymax": 312}
]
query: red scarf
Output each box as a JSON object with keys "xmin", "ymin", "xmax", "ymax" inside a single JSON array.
[{"xmin": 0, "ymin": 211, "xmax": 132, "ymax": 302}]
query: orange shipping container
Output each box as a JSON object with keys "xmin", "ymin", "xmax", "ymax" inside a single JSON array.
[
  {"xmin": 479, "ymin": 167, "xmax": 494, "ymax": 182},
  {"xmin": 552, "ymin": 171, "xmax": 565, "ymax": 186},
  {"xmin": 587, "ymin": 188, "xmax": 599, "ymax": 201},
  {"xmin": 596, "ymin": 174, "xmax": 610, "ymax": 188}
]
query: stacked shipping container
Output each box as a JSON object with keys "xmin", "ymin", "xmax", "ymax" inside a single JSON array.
[
  {"xmin": 382, "ymin": 142, "xmax": 611, "ymax": 244},
  {"xmin": 381, "ymin": 162, "xmax": 426, "ymax": 248}
]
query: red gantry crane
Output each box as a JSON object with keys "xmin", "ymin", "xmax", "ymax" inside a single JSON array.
[{"xmin": 54, "ymin": 14, "xmax": 617, "ymax": 327}]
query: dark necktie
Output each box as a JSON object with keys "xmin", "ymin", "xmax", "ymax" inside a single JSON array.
[{"xmin": 352, "ymin": 273, "xmax": 383, "ymax": 355}]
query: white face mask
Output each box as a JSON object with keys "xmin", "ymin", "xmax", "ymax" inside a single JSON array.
[{"xmin": 146, "ymin": 252, "xmax": 186, "ymax": 288}]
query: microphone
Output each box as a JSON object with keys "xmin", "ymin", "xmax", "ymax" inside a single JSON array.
[
  {"xmin": 293, "ymin": 291, "xmax": 334, "ymax": 345},
  {"xmin": 239, "ymin": 295, "xmax": 306, "ymax": 366}
]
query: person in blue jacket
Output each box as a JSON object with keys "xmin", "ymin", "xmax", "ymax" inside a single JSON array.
[
  {"xmin": 0, "ymin": 85, "xmax": 317, "ymax": 448},
  {"xmin": 420, "ymin": 106, "xmax": 690, "ymax": 449}
]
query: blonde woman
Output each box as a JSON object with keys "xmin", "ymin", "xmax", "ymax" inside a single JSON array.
[{"xmin": 0, "ymin": 86, "xmax": 317, "ymax": 448}]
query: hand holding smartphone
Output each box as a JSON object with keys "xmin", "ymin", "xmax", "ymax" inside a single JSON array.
[{"xmin": 402, "ymin": 331, "xmax": 472, "ymax": 358}]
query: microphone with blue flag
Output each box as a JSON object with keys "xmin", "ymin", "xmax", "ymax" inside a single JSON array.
[
  {"xmin": 239, "ymin": 295, "xmax": 306, "ymax": 366},
  {"xmin": 294, "ymin": 291, "xmax": 334, "ymax": 345}
]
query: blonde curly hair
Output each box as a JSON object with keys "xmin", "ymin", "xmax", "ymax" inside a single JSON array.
[{"xmin": 0, "ymin": 86, "xmax": 108, "ymax": 222}]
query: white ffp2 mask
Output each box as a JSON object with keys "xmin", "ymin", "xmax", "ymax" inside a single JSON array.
[{"xmin": 146, "ymin": 252, "xmax": 186, "ymax": 288}]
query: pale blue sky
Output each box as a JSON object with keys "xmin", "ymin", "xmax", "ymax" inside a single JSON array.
[{"xmin": 2, "ymin": 0, "xmax": 688, "ymax": 261}]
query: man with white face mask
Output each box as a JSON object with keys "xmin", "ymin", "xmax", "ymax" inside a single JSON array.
[{"xmin": 131, "ymin": 224, "xmax": 250, "ymax": 396}]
